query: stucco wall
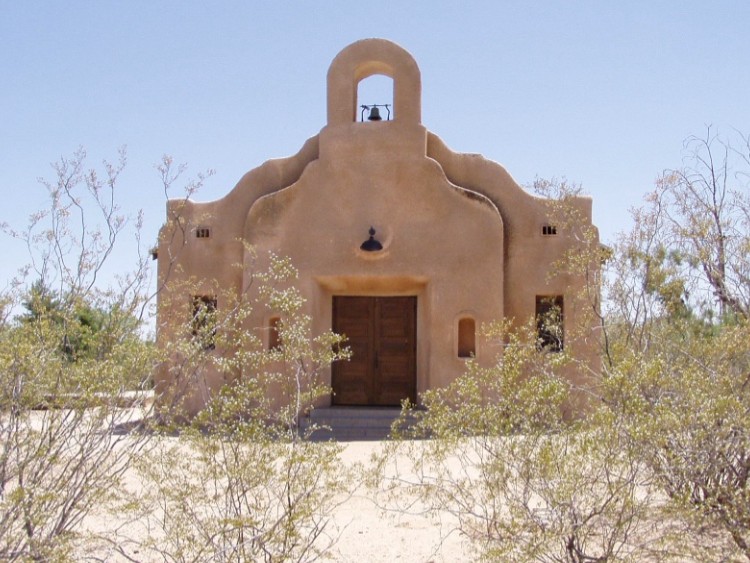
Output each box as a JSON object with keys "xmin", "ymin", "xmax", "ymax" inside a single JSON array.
[{"xmin": 242, "ymin": 117, "xmax": 505, "ymax": 406}]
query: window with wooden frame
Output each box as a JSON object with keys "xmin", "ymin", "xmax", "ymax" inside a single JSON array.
[
  {"xmin": 195, "ymin": 227, "xmax": 211, "ymax": 239},
  {"xmin": 191, "ymin": 295, "xmax": 217, "ymax": 350},
  {"xmin": 536, "ymin": 295, "xmax": 564, "ymax": 352},
  {"xmin": 542, "ymin": 224, "xmax": 558, "ymax": 236},
  {"xmin": 457, "ymin": 317, "xmax": 476, "ymax": 358}
]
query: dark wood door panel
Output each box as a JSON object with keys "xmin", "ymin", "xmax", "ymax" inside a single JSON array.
[{"xmin": 332, "ymin": 296, "xmax": 416, "ymax": 406}]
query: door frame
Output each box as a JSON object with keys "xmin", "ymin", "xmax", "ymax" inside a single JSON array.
[{"xmin": 315, "ymin": 276, "xmax": 429, "ymax": 408}]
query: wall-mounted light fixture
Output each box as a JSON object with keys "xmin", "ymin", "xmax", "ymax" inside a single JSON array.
[
  {"xmin": 360, "ymin": 104, "xmax": 391, "ymax": 122},
  {"xmin": 360, "ymin": 226, "xmax": 383, "ymax": 251}
]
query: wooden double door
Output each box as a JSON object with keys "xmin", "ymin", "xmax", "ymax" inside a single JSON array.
[{"xmin": 332, "ymin": 296, "xmax": 417, "ymax": 406}]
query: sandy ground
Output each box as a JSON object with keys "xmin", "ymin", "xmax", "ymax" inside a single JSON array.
[
  {"xmin": 326, "ymin": 442, "xmax": 471, "ymax": 563},
  {"xmin": 87, "ymin": 435, "xmax": 472, "ymax": 562},
  {"xmin": 14, "ymin": 404, "xmax": 472, "ymax": 561},
  {"xmin": 26, "ymin": 406, "xmax": 715, "ymax": 562}
]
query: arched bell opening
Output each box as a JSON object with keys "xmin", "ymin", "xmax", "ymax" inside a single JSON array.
[
  {"xmin": 357, "ymin": 74, "xmax": 394, "ymax": 122},
  {"xmin": 326, "ymin": 38, "xmax": 422, "ymax": 126}
]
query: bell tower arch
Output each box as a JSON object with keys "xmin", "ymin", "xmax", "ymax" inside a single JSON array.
[{"xmin": 326, "ymin": 38, "xmax": 422, "ymax": 126}]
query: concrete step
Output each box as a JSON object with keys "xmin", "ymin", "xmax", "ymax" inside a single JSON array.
[{"xmin": 300, "ymin": 406, "xmax": 415, "ymax": 441}]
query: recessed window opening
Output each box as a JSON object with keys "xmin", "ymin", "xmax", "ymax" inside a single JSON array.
[
  {"xmin": 195, "ymin": 227, "xmax": 211, "ymax": 238},
  {"xmin": 268, "ymin": 316, "xmax": 282, "ymax": 351},
  {"xmin": 457, "ymin": 317, "xmax": 476, "ymax": 358},
  {"xmin": 357, "ymin": 74, "xmax": 394, "ymax": 122},
  {"xmin": 192, "ymin": 295, "xmax": 217, "ymax": 350},
  {"xmin": 536, "ymin": 296, "xmax": 564, "ymax": 352},
  {"xmin": 542, "ymin": 225, "xmax": 558, "ymax": 236}
]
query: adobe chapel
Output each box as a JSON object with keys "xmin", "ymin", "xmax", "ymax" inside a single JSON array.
[{"xmin": 154, "ymin": 38, "xmax": 600, "ymax": 417}]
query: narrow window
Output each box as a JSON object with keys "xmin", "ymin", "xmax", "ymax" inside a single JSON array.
[
  {"xmin": 195, "ymin": 227, "xmax": 211, "ymax": 238},
  {"xmin": 536, "ymin": 296, "xmax": 564, "ymax": 352},
  {"xmin": 268, "ymin": 316, "xmax": 282, "ymax": 351},
  {"xmin": 457, "ymin": 317, "xmax": 476, "ymax": 358},
  {"xmin": 192, "ymin": 295, "xmax": 217, "ymax": 350},
  {"xmin": 542, "ymin": 224, "xmax": 557, "ymax": 236}
]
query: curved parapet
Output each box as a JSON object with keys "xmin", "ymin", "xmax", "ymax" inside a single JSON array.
[
  {"xmin": 427, "ymin": 132, "xmax": 523, "ymax": 200},
  {"xmin": 164, "ymin": 134, "xmax": 320, "ymax": 232},
  {"xmin": 225, "ymin": 134, "xmax": 320, "ymax": 210},
  {"xmin": 426, "ymin": 131, "xmax": 593, "ymax": 241}
]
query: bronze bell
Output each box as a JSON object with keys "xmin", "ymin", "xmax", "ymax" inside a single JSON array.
[{"xmin": 368, "ymin": 106, "xmax": 382, "ymax": 121}]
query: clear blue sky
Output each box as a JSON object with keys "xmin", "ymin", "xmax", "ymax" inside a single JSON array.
[{"xmin": 2, "ymin": 1, "xmax": 749, "ymax": 292}]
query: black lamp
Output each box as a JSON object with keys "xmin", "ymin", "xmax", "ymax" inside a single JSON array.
[{"xmin": 360, "ymin": 227, "xmax": 383, "ymax": 251}]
